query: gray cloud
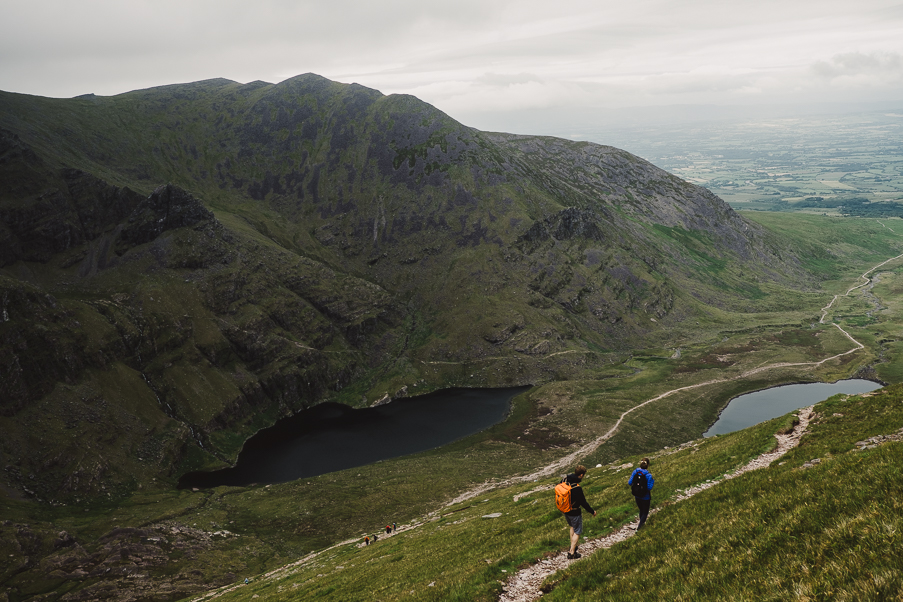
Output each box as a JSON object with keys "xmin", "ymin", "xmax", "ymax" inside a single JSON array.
[{"xmin": 811, "ymin": 52, "xmax": 903, "ymax": 85}]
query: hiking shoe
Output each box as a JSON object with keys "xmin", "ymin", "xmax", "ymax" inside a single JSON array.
[{"xmin": 567, "ymin": 552, "xmax": 581, "ymax": 560}]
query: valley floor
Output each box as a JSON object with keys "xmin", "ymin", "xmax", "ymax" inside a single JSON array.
[{"xmin": 2, "ymin": 225, "xmax": 902, "ymax": 602}]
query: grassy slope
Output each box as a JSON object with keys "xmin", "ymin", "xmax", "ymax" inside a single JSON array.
[
  {"xmin": 545, "ymin": 385, "xmax": 903, "ymax": 602},
  {"xmin": 2, "ymin": 214, "xmax": 903, "ymax": 601},
  {"xmin": 206, "ymin": 383, "xmax": 903, "ymax": 602},
  {"xmin": 741, "ymin": 212, "xmax": 903, "ymax": 282}
]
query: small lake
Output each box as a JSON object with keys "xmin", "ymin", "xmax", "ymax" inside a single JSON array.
[
  {"xmin": 704, "ymin": 379, "xmax": 882, "ymax": 437},
  {"xmin": 178, "ymin": 386, "xmax": 531, "ymax": 488}
]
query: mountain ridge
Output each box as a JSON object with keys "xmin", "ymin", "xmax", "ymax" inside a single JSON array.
[{"xmin": 0, "ymin": 74, "xmax": 821, "ymax": 502}]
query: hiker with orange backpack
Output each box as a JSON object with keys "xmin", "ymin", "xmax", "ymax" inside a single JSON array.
[{"xmin": 555, "ymin": 464, "xmax": 596, "ymax": 559}]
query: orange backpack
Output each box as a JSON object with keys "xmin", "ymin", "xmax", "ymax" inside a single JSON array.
[{"xmin": 555, "ymin": 480, "xmax": 577, "ymax": 512}]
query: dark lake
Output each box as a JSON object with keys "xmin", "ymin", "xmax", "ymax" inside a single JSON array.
[
  {"xmin": 703, "ymin": 379, "xmax": 882, "ymax": 437},
  {"xmin": 178, "ymin": 386, "xmax": 531, "ymax": 488}
]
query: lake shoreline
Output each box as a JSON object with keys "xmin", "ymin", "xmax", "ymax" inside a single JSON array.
[
  {"xmin": 178, "ymin": 385, "xmax": 533, "ymax": 488},
  {"xmin": 704, "ymin": 378, "xmax": 884, "ymax": 437}
]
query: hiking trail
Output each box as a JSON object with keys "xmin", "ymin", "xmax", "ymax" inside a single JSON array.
[{"xmin": 497, "ymin": 405, "xmax": 816, "ymax": 602}]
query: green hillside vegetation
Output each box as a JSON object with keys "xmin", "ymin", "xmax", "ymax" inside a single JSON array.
[
  {"xmin": 2, "ymin": 75, "xmax": 903, "ymax": 601},
  {"xmin": 0, "ymin": 74, "xmax": 831, "ymax": 506},
  {"xmin": 183, "ymin": 383, "xmax": 903, "ymax": 602}
]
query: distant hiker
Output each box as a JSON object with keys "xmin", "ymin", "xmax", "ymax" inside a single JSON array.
[
  {"xmin": 392, "ymin": 522, "xmax": 396, "ymax": 532},
  {"xmin": 386, "ymin": 524, "xmax": 392, "ymax": 534},
  {"xmin": 555, "ymin": 464, "xmax": 596, "ymax": 559},
  {"xmin": 628, "ymin": 458, "xmax": 655, "ymax": 530},
  {"xmin": 364, "ymin": 536, "xmax": 370, "ymax": 546}
]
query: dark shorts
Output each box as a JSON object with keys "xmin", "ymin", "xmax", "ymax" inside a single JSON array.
[{"xmin": 564, "ymin": 513, "xmax": 583, "ymax": 535}]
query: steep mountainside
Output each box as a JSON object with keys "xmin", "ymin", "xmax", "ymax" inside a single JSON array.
[{"xmin": 0, "ymin": 74, "xmax": 815, "ymax": 503}]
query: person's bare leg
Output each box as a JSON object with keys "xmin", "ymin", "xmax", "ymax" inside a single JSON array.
[{"xmin": 569, "ymin": 527, "xmax": 579, "ymax": 554}]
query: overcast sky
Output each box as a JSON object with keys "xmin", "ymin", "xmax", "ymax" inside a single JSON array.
[{"xmin": 2, "ymin": 0, "xmax": 903, "ymax": 133}]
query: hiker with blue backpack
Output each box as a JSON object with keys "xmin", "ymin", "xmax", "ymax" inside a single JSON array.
[
  {"xmin": 628, "ymin": 457, "xmax": 654, "ymax": 530},
  {"xmin": 555, "ymin": 464, "xmax": 596, "ymax": 559}
]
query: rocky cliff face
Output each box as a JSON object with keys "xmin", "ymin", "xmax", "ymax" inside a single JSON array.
[
  {"xmin": 0, "ymin": 130, "xmax": 145, "ymax": 266},
  {"xmin": 0, "ymin": 138, "xmax": 402, "ymax": 503}
]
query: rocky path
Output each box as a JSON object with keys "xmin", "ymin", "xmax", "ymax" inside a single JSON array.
[{"xmin": 497, "ymin": 405, "xmax": 816, "ymax": 602}]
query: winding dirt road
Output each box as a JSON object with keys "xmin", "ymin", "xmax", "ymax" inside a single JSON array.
[
  {"xmin": 457, "ymin": 245, "xmax": 903, "ymax": 507},
  {"xmin": 444, "ymin": 319, "xmax": 864, "ymax": 508}
]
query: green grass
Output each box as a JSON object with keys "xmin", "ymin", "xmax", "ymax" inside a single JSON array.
[
  {"xmin": 543, "ymin": 384, "xmax": 903, "ymax": 601},
  {"xmin": 743, "ymin": 213, "xmax": 903, "ymax": 282},
  {"xmin": 203, "ymin": 384, "xmax": 903, "ymax": 602}
]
